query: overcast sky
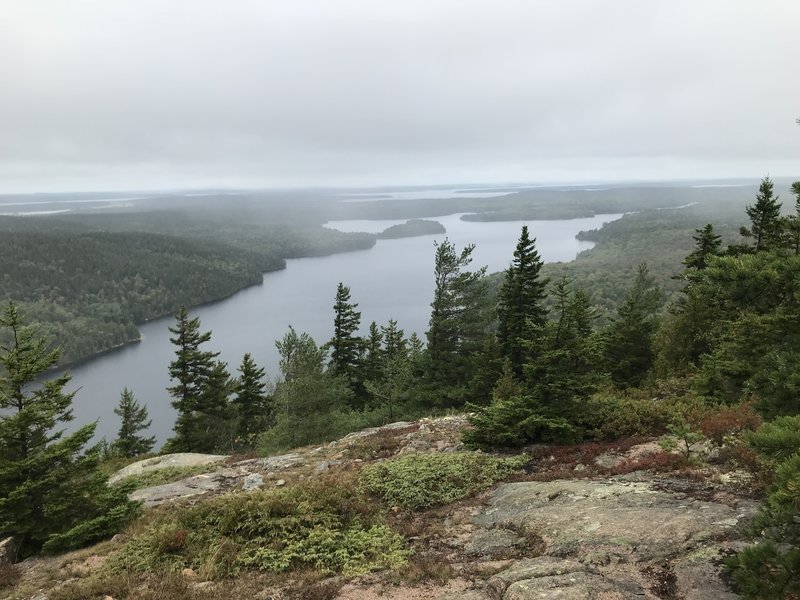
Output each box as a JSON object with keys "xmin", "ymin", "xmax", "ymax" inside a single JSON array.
[{"xmin": 1, "ymin": 1, "xmax": 798, "ymax": 192}]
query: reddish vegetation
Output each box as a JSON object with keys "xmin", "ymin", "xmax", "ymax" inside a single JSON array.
[{"xmin": 691, "ymin": 401, "xmax": 762, "ymax": 444}]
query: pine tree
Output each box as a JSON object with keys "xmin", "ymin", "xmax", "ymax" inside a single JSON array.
[
  {"xmin": 497, "ymin": 226, "xmax": 548, "ymax": 374},
  {"xmin": 111, "ymin": 388, "xmax": 155, "ymax": 458},
  {"xmin": 426, "ymin": 239, "xmax": 491, "ymax": 404},
  {"xmin": 0, "ymin": 302, "xmax": 137, "ymax": 557},
  {"xmin": 232, "ymin": 353, "xmax": 271, "ymax": 446},
  {"xmin": 166, "ymin": 306, "xmax": 219, "ymax": 451},
  {"xmin": 740, "ymin": 176, "xmax": 783, "ymax": 251},
  {"xmin": 604, "ymin": 263, "xmax": 662, "ymax": 388},
  {"xmin": 683, "ymin": 223, "xmax": 722, "ymax": 270},
  {"xmin": 329, "ymin": 283, "xmax": 363, "ymax": 393}
]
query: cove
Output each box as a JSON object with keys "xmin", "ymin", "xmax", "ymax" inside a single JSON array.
[{"xmin": 64, "ymin": 212, "xmax": 623, "ymax": 445}]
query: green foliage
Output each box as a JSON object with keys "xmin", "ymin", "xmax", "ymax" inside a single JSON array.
[
  {"xmin": 165, "ymin": 307, "xmax": 234, "ymax": 453},
  {"xmin": 726, "ymin": 417, "xmax": 800, "ymax": 598},
  {"xmin": 360, "ymin": 452, "xmax": 524, "ymax": 510},
  {"xmin": 464, "ymin": 397, "xmax": 579, "ymax": 449},
  {"xmin": 683, "ymin": 223, "xmax": 722, "ymax": 270},
  {"xmin": 497, "ymin": 225, "xmax": 548, "ymax": 375},
  {"xmin": 747, "ymin": 415, "xmax": 800, "ymax": 462},
  {"xmin": 110, "ymin": 388, "xmax": 155, "ymax": 458},
  {"xmin": 603, "ymin": 263, "xmax": 662, "ymax": 388},
  {"xmin": 112, "ymin": 476, "xmax": 408, "ymax": 578},
  {"xmin": 0, "ymin": 206, "xmax": 375, "ymax": 365},
  {"xmin": 740, "ymin": 176, "xmax": 783, "ymax": 251},
  {"xmin": 329, "ymin": 283, "xmax": 364, "ymax": 401},
  {"xmin": 232, "ymin": 353, "xmax": 272, "ymax": 447},
  {"xmin": 466, "ymin": 279, "xmax": 601, "ymax": 448},
  {"xmin": 0, "ymin": 302, "xmax": 139, "ymax": 557},
  {"xmin": 426, "ymin": 239, "xmax": 491, "ymax": 405}
]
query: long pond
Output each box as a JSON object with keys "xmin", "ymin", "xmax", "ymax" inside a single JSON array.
[{"xmin": 65, "ymin": 211, "xmax": 623, "ymax": 444}]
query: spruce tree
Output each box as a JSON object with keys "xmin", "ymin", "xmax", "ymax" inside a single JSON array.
[
  {"xmin": 427, "ymin": 239, "xmax": 491, "ymax": 404},
  {"xmin": 0, "ymin": 302, "xmax": 137, "ymax": 557},
  {"xmin": 166, "ymin": 306, "xmax": 218, "ymax": 451},
  {"xmin": 361, "ymin": 321, "xmax": 384, "ymax": 387},
  {"xmin": 604, "ymin": 263, "xmax": 662, "ymax": 388},
  {"xmin": 192, "ymin": 361, "xmax": 235, "ymax": 452},
  {"xmin": 381, "ymin": 319, "xmax": 407, "ymax": 361},
  {"xmin": 232, "ymin": 353, "xmax": 271, "ymax": 446},
  {"xmin": 740, "ymin": 176, "xmax": 783, "ymax": 251},
  {"xmin": 497, "ymin": 226, "xmax": 548, "ymax": 375},
  {"xmin": 329, "ymin": 283, "xmax": 363, "ymax": 386},
  {"xmin": 683, "ymin": 223, "xmax": 722, "ymax": 270},
  {"xmin": 111, "ymin": 388, "xmax": 155, "ymax": 458}
]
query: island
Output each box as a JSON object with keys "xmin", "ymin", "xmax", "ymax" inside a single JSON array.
[{"xmin": 376, "ymin": 218, "xmax": 446, "ymax": 239}]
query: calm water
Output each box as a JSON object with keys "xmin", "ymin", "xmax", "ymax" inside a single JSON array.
[{"xmin": 65, "ymin": 212, "xmax": 622, "ymax": 445}]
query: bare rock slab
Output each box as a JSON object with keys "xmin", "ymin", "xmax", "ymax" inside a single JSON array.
[
  {"xmin": 475, "ymin": 479, "xmax": 755, "ymax": 563},
  {"xmin": 109, "ymin": 453, "xmax": 228, "ymax": 484}
]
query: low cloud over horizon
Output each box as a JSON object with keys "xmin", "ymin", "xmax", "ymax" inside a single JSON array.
[{"xmin": 1, "ymin": 1, "xmax": 798, "ymax": 193}]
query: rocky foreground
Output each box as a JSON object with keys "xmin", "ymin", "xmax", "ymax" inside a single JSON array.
[{"xmin": 4, "ymin": 416, "xmax": 759, "ymax": 600}]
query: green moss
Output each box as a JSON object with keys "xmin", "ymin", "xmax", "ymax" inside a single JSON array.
[{"xmin": 360, "ymin": 451, "xmax": 525, "ymax": 510}]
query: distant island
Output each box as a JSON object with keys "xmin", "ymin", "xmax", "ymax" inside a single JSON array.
[{"xmin": 376, "ymin": 218, "xmax": 446, "ymax": 239}]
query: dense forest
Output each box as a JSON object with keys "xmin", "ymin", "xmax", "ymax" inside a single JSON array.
[{"xmin": 2, "ymin": 179, "xmax": 800, "ymax": 597}]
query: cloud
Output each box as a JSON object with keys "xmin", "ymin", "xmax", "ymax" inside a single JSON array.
[{"xmin": 0, "ymin": 0, "xmax": 798, "ymax": 191}]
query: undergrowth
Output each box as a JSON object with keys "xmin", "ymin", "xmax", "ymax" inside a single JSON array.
[
  {"xmin": 360, "ymin": 451, "xmax": 525, "ymax": 510},
  {"xmin": 109, "ymin": 471, "xmax": 408, "ymax": 579}
]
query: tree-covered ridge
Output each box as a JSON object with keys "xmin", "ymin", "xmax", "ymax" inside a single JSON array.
[{"xmin": 0, "ymin": 211, "xmax": 374, "ymax": 365}]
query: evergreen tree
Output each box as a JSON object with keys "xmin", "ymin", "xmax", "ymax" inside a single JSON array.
[
  {"xmin": 269, "ymin": 328, "xmax": 352, "ymax": 449},
  {"xmin": 683, "ymin": 223, "xmax": 722, "ymax": 270},
  {"xmin": 497, "ymin": 226, "xmax": 548, "ymax": 374},
  {"xmin": 329, "ymin": 283, "xmax": 363, "ymax": 394},
  {"xmin": 361, "ymin": 321, "xmax": 384, "ymax": 388},
  {"xmin": 110, "ymin": 388, "xmax": 155, "ymax": 458},
  {"xmin": 166, "ymin": 306, "xmax": 218, "ymax": 451},
  {"xmin": 782, "ymin": 183, "xmax": 800, "ymax": 255},
  {"xmin": 381, "ymin": 319, "xmax": 407, "ymax": 361},
  {"xmin": 232, "ymin": 353, "xmax": 272, "ymax": 446},
  {"xmin": 192, "ymin": 361, "xmax": 236, "ymax": 452},
  {"xmin": 0, "ymin": 302, "xmax": 138, "ymax": 557},
  {"xmin": 604, "ymin": 263, "xmax": 662, "ymax": 388},
  {"xmin": 465, "ymin": 279, "xmax": 600, "ymax": 449},
  {"xmin": 426, "ymin": 239, "xmax": 491, "ymax": 404},
  {"xmin": 740, "ymin": 176, "xmax": 783, "ymax": 251}
]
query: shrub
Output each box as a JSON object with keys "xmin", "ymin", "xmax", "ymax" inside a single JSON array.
[
  {"xmin": 690, "ymin": 401, "xmax": 762, "ymax": 444},
  {"xmin": 726, "ymin": 418, "xmax": 800, "ymax": 598},
  {"xmin": 112, "ymin": 473, "xmax": 408, "ymax": 578},
  {"xmin": 360, "ymin": 452, "xmax": 524, "ymax": 510},
  {"xmin": 464, "ymin": 397, "xmax": 579, "ymax": 449},
  {"xmin": 0, "ymin": 563, "xmax": 21, "ymax": 589}
]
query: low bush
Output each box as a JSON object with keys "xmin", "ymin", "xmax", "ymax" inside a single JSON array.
[
  {"xmin": 112, "ymin": 473, "xmax": 408, "ymax": 579},
  {"xmin": 690, "ymin": 401, "xmax": 762, "ymax": 444},
  {"xmin": 360, "ymin": 452, "xmax": 524, "ymax": 510}
]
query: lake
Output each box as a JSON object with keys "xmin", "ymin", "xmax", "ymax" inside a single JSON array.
[{"xmin": 64, "ymin": 211, "xmax": 623, "ymax": 445}]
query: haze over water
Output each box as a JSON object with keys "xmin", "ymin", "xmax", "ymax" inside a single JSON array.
[{"xmin": 64, "ymin": 211, "xmax": 622, "ymax": 445}]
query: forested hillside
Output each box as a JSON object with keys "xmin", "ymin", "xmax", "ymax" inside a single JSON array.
[{"xmin": 0, "ymin": 208, "xmax": 374, "ymax": 364}]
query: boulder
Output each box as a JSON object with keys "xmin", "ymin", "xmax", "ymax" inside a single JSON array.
[{"xmin": 0, "ymin": 536, "xmax": 17, "ymax": 564}]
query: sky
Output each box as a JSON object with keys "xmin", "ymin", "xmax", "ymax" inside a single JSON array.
[{"xmin": 0, "ymin": 1, "xmax": 798, "ymax": 193}]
